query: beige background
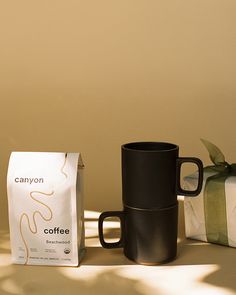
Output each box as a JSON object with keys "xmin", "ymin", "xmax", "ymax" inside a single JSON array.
[{"xmin": 1, "ymin": 0, "xmax": 236, "ymax": 230}]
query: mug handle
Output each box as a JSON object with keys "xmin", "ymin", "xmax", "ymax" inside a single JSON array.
[
  {"xmin": 176, "ymin": 157, "xmax": 203, "ymax": 196},
  {"xmin": 98, "ymin": 211, "xmax": 124, "ymax": 248}
]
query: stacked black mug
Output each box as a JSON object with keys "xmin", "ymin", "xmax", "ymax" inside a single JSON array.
[{"xmin": 99, "ymin": 142, "xmax": 203, "ymax": 265}]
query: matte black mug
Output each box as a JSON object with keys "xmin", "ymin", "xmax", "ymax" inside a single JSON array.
[
  {"xmin": 99, "ymin": 203, "xmax": 178, "ymax": 265},
  {"xmin": 99, "ymin": 142, "xmax": 203, "ymax": 264},
  {"xmin": 122, "ymin": 142, "xmax": 203, "ymax": 209}
]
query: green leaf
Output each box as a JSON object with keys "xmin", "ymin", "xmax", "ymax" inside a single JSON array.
[{"xmin": 200, "ymin": 138, "xmax": 226, "ymax": 165}]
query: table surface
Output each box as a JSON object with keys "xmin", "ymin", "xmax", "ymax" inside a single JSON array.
[{"xmin": 1, "ymin": 202, "xmax": 236, "ymax": 295}]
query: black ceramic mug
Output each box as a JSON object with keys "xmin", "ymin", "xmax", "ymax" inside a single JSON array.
[
  {"xmin": 122, "ymin": 142, "xmax": 203, "ymax": 209},
  {"xmin": 99, "ymin": 203, "xmax": 178, "ymax": 265},
  {"xmin": 98, "ymin": 142, "xmax": 203, "ymax": 264}
]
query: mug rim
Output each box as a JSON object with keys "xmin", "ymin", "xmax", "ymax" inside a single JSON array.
[
  {"xmin": 124, "ymin": 202, "xmax": 178, "ymax": 211},
  {"xmin": 122, "ymin": 142, "xmax": 179, "ymax": 152}
]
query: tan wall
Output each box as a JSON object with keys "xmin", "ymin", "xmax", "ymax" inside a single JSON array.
[{"xmin": 1, "ymin": 1, "xmax": 236, "ymax": 230}]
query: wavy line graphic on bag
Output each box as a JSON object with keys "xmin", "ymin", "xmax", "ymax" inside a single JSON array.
[
  {"xmin": 19, "ymin": 190, "xmax": 54, "ymax": 264},
  {"xmin": 61, "ymin": 153, "xmax": 68, "ymax": 178}
]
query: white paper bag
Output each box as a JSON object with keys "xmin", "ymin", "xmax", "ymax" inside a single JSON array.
[{"xmin": 7, "ymin": 152, "xmax": 85, "ymax": 266}]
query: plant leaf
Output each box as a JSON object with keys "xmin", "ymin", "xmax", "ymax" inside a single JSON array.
[{"xmin": 200, "ymin": 138, "xmax": 226, "ymax": 165}]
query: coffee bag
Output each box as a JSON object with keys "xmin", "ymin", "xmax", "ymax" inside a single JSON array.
[{"xmin": 7, "ymin": 152, "xmax": 85, "ymax": 266}]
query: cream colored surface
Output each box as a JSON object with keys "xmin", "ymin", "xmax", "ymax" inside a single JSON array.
[
  {"xmin": 1, "ymin": 204, "xmax": 236, "ymax": 295},
  {"xmin": 1, "ymin": 1, "xmax": 236, "ymax": 230}
]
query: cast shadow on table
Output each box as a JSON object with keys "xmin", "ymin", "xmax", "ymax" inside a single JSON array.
[
  {"xmin": 82, "ymin": 246, "xmax": 134, "ymax": 266},
  {"xmin": 0, "ymin": 258, "xmax": 163, "ymax": 295},
  {"xmin": 83, "ymin": 237, "xmax": 236, "ymax": 293},
  {"xmin": 83, "ymin": 214, "xmax": 236, "ymax": 294},
  {"xmin": 171, "ymin": 239, "xmax": 236, "ymax": 292}
]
